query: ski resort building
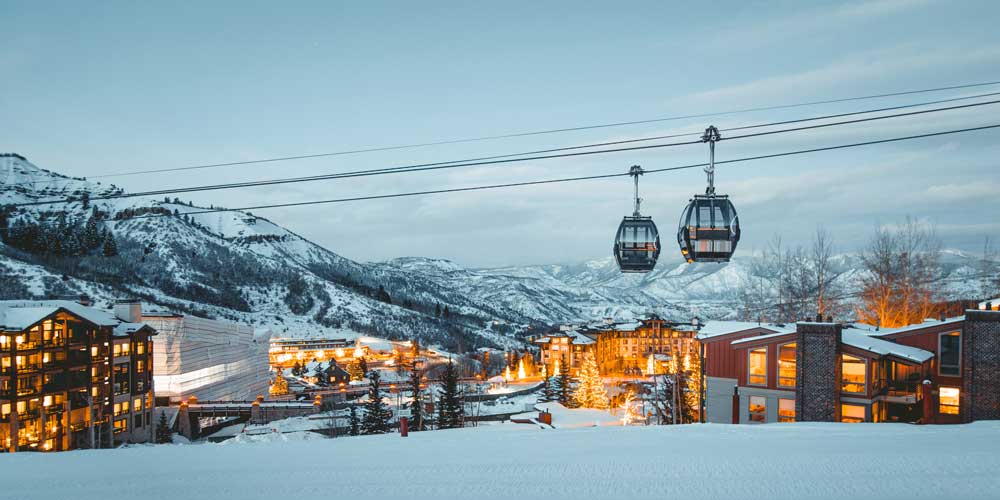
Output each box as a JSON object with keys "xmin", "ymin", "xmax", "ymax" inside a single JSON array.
[
  {"xmin": 131, "ymin": 302, "xmax": 270, "ymax": 403},
  {"xmin": 594, "ymin": 316, "xmax": 699, "ymax": 375},
  {"xmin": 534, "ymin": 326, "xmax": 597, "ymax": 376},
  {"xmin": 697, "ymin": 309, "xmax": 1000, "ymax": 425},
  {"xmin": 0, "ymin": 300, "xmax": 156, "ymax": 452},
  {"xmin": 534, "ymin": 317, "xmax": 699, "ymax": 376}
]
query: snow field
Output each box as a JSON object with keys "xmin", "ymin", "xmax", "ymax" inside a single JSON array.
[{"xmin": 3, "ymin": 421, "xmax": 999, "ymax": 500}]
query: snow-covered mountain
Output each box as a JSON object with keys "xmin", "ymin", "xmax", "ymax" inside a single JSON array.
[{"xmin": 1, "ymin": 154, "xmax": 993, "ymax": 350}]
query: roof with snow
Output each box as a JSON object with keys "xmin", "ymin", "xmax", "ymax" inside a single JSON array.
[
  {"xmin": 533, "ymin": 329, "xmax": 596, "ymax": 345},
  {"xmin": 977, "ymin": 298, "xmax": 999, "ymax": 310},
  {"xmin": 0, "ymin": 300, "xmax": 155, "ymax": 337},
  {"xmin": 731, "ymin": 330, "xmax": 797, "ymax": 346},
  {"xmin": 857, "ymin": 316, "xmax": 965, "ymax": 337},
  {"xmin": 696, "ymin": 321, "xmax": 794, "ymax": 340},
  {"xmin": 841, "ymin": 329, "xmax": 934, "ymax": 364}
]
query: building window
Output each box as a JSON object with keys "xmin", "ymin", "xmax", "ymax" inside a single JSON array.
[
  {"xmin": 748, "ymin": 348, "xmax": 767, "ymax": 386},
  {"xmin": 749, "ymin": 396, "xmax": 766, "ymax": 423},
  {"xmin": 841, "ymin": 354, "xmax": 866, "ymax": 394},
  {"xmin": 939, "ymin": 332, "xmax": 961, "ymax": 376},
  {"xmin": 778, "ymin": 398, "xmax": 795, "ymax": 422},
  {"xmin": 778, "ymin": 343, "xmax": 796, "ymax": 388},
  {"xmin": 939, "ymin": 387, "xmax": 960, "ymax": 415},
  {"xmin": 841, "ymin": 403, "xmax": 866, "ymax": 423},
  {"xmin": 114, "ymin": 418, "xmax": 128, "ymax": 434}
]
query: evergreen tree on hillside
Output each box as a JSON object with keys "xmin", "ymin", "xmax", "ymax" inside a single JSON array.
[
  {"xmin": 155, "ymin": 411, "xmax": 173, "ymax": 444},
  {"xmin": 437, "ymin": 359, "xmax": 464, "ymax": 429},
  {"xmin": 101, "ymin": 229, "xmax": 118, "ymax": 257},
  {"xmin": 376, "ymin": 285, "xmax": 392, "ymax": 304},
  {"xmin": 571, "ymin": 352, "xmax": 609, "ymax": 409},
  {"xmin": 540, "ymin": 373, "xmax": 557, "ymax": 403},
  {"xmin": 361, "ymin": 370, "xmax": 392, "ymax": 435}
]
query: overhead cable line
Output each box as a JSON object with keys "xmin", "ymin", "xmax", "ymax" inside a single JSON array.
[
  {"xmin": 66, "ymin": 79, "xmax": 1000, "ymax": 179},
  {"xmin": 108, "ymin": 123, "xmax": 999, "ymax": 220},
  {"xmin": 13, "ymin": 98, "xmax": 1000, "ymax": 208}
]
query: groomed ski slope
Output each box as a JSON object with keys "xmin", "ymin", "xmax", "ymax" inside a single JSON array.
[{"xmin": 5, "ymin": 421, "xmax": 999, "ymax": 500}]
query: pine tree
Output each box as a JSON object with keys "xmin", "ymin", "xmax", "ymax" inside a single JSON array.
[
  {"xmin": 82, "ymin": 215, "xmax": 101, "ymax": 251},
  {"xmin": 347, "ymin": 358, "xmax": 365, "ymax": 381},
  {"xmin": 557, "ymin": 355, "xmax": 574, "ymax": 407},
  {"xmin": 437, "ymin": 359, "xmax": 464, "ymax": 429},
  {"xmin": 434, "ymin": 303, "xmax": 441, "ymax": 317},
  {"xmin": 348, "ymin": 405, "xmax": 360, "ymax": 436},
  {"xmin": 361, "ymin": 370, "xmax": 392, "ymax": 434},
  {"xmin": 572, "ymin": 351, "xmax": 609, "ymax": 409},
  {"xmin": 155, "ymin": 411, "xmax": 172, "ymax": 444},
  {"xmin": 408, "ymin": 358, "xmax": 425, "ymax": 431},
  {"xmin": 540, "ymin": 375, "xmax": 557, "ymax": 403},
  {"xmin": 101, "ymin": 230, "xmax": 118, "ymax": 257}
]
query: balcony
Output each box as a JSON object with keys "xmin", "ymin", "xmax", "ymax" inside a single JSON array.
[{"xmin": 883, "ymin": 379, "xmax": 921, "ymax": 404}]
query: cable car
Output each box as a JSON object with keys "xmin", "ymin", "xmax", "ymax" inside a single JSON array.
[
  {"xmin": 614, "ymin": 165, "xmax": 661, "ymax": 273},
  {"xmin": 677, "ymin": 126, "xmax": 741, "ymax": 263}
]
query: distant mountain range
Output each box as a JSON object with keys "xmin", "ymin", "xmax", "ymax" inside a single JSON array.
[{"xmin": 1, "ymin": 154, "xmax": 991, "ymax": 350}]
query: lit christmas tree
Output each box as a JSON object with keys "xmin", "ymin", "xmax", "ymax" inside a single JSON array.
[
  {"xmin": 571, "ymin": 352, "xmax": 609, "ymax": 409},
  {"xmin": 270, "ymin": 370, "xmax": 289, "ymax": 396},
  {"xmin": 620, "ymin": 390, "xmax": 643, "ymax": 426}
]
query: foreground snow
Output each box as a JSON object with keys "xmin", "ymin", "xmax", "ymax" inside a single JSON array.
[{"xmin": 5, "ymin": 422, "xmax": 1000, "ymax": 499}]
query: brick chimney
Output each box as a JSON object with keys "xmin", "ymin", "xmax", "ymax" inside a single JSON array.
[
  {"xmin": 113, "ymin": 299, "xmax": 141, "ymax": 323},
  {"xmin": 961, "ymin": 309, "xmax": 1000, "ymax": 423},
  {"xmin": 795, "ymin": 321, "xmax": 842, "ymax": 422}
]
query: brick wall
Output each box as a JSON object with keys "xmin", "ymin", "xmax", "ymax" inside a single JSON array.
[
  {"xmin": 962, "ymin": 310, "xmax": 1000, "ymax": 423},
  {"xmin": 795, "ymin": 322, "xmax": 841, "ymax": 422}
]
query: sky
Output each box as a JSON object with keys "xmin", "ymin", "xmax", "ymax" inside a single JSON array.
[{"xmin": 2, "ymin": 0, "xmax": 999, "ymax": 268}]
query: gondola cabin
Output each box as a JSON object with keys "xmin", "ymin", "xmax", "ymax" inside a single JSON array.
[{"xmin": 677, "ymin": 194, "xmax": 740, "ymax": 263}]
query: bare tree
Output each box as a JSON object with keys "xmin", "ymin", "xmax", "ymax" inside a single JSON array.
[{"xmin": 857, "ymin": 219, "xmax": 941, "ymax": 328}]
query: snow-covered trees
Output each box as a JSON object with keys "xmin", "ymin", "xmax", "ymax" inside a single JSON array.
[
  {"xmin": 572, "ymin": 352, "xmax": 609, "ymax": 409},
  {"xmin": 347, "ymin": 357, "xmax": 367, "ymax": 381},
  {"xmin": 361, "ymin": 370, "xmax": 392, "ymax": 434},
  {"xmin": 437, "ymin": 360, "xmax": 464, "ymax": 429}
]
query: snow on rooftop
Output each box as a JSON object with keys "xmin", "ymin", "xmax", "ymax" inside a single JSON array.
[
  {"xmin": 841, "ymin": 329, "xmax": 934, "ymax": 363},
  {"xmin": 0, "ymin": 300, "xmax": 121, "ymax": 330},
  {"xmin": 731, "ymin": 330, "xmax": 797, "ymax": 346},
  {"xmin": 696, "ymin": 321, "xmax": 793, "ymax": 340},
  {"xmin": 862, "ymin": 316, "xmax": 966, "ymax": 337}
]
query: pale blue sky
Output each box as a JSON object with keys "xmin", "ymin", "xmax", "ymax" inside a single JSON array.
[{"xmin": 2, "ymin": 0, "xmax": 999, "ymax": 267}]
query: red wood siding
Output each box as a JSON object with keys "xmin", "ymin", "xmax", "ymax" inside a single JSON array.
[{"xmin": 702, "ymin": 327, "xmax": 781, "ymax": 379}]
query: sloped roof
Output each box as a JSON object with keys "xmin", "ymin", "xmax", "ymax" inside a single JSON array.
[
  {"xmin": 859, "ymin": 316, "xmax": 965, "ymax": 337},
  {"xmin": 731, "ymin": 330, "xmax": 797, "ymax": 346},
  {"xmin": 696, "ymin": 321, "xmax": 793, "ymax": 340},
  {"xmin": 841, "ymin": 329, "xmax": 934, "ymax": 364},
  {"xmin": 0, "ymin": 300, "xmax": 154, "ymax": 337}
]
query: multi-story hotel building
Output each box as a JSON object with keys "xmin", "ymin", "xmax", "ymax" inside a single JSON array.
[
  {"xmin": 0, "ymin": 299, "xmax": 155, "ymax": 452},
  {"xmin": 697, "ymin": 309, "xmax": 1000, "ymax": 425},
  {"xmin": 534, "ymin": 316, "xmax": 699, "ymax": 376}
]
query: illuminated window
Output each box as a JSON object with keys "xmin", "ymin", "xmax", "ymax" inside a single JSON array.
[
  {"xmin": 841, "ymin": 355, "xmax": 866, "ymax": 394},
  {"xmin": 939, "ymin": 332, "xmax": 961, "ymax": 376},
  {"xmin": 136, "ymin": 342, "xmax": 145, "ymax": 355},
  {"xmin": 134, "ymin": 398, "xmax": 142, "ymax": 411},
  {"xmin": 91, "ymin": 346, "xmax": 98, "ymax": 358},
  {"xmin": 778, "ymin": 398, "xmax": 795, "ymax": 422},
  {"xmin": 748, "ymin": 348, "xmax": 767, "ymax": 386},
  {"xmin": 114, "ymin": 418, "xmax": 127, "ymax": 434},
  {"xmin": 939, "ymin": 387, "xmax": 960, "ymax": 415},
  {"xmin": 749, "ymin": 396, "xmax": 766, "ymax": 423},
  {"xmin": 778, "ymin": 343, "xmax": 796, "ymax": 388},
  {"xmin": 1, "ymin": 403, "xmax": 9, "ymax": 417},
  {"xmin": 841, "ymin": 403, "xmax": 866, "ymax": 423}
]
